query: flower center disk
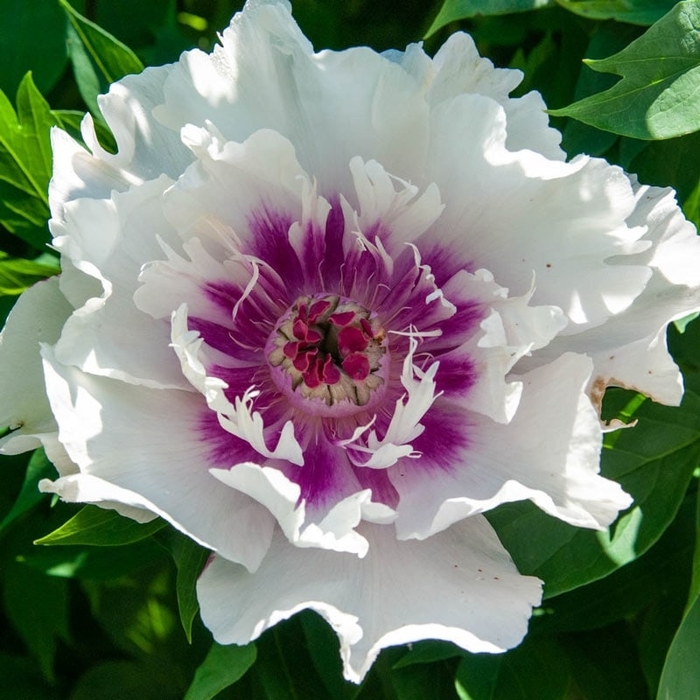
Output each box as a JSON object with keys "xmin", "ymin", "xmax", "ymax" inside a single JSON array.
[{"xmin": 266, "ymin": 294, "xmax": 389, "ymax": 416}]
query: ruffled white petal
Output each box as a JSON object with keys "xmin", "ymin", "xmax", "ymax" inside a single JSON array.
[
  {"xmin": 443, "ymin": 268, "xmax": 567, "ymax": 423},
  {"xmin": 211, "ymin": 463, "xmax": 392, "ymax": 556},
  {"xmin": 397, "ymin": 33, "xmax": 564, "ymax": 160},
  {"xmin": 198, "ymin": 517, "xmax": 542, "ymax": 683},
  {"xmin": 152, "ymin": 0, "xmax": 430, "ymax": 192},
  {"xmin": 541, "ymin": 185, "xmax": 700, "ymax": 407},
  {"xmin": 393, "ymin": 353, "xmax": 632, "ymax": 540},
  {"xmin": 40, "ymin": 346, "xmax": 276, "ymax": 572},
  {"xmin": 424, "ymin": 94, "xmax": 652, "ymax": 330},
  {"xmin": 347, "ymin": 156, "xmax": 444, "ymax": 248},
  {"xmin": 50, "ymin": 176, "xmax": 189, "ymax": 389}
]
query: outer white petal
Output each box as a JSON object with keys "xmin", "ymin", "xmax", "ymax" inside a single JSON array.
[
  {"xmin": 541, "ymin": 185, "xmax": 700, "ymax": 407},
  {"xmin": 40, "ymin": 473, "xmax": 159, "ymax": 524},
  {"xmin": 0, "ymin": 278, "xmax": 72, "ymax": 454},
  {"xmin": 397, "ymin": 33, "xmax": 564, "ymax": 160},
  {"xmin": 40, "ymin": 346, "xmax": 276, "ymax": 572},
  {"xmin": 393, "ymin": 353, "xmax": 632, "ymax": 540},
  {"xmin": 198, "ymin": 517, "xmax": 542, "ymax": 683},
  {"xmin": 425, "ymin": 94, "xmax": 651, "ymax": 329},
  {"xmin": 85, "ymin": 67, "xmax": 193, "ymax": 182},
  {"xmin": 49, "ymin": 127, "xmax": 135, "ymax": 220},
  {"xmin": 152, "ymin": 0, "xmax": 430, "ymax": 191}
]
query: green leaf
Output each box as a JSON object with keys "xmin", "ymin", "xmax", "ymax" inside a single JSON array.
[
  {"xmin": 80, "ymin": 564, "xmax": 178, "ymax": 657},
  {"xmin": 71, "ymin": 661, "xmax": 180, "ymax": 700},
  {"xmin": 0, "ymin": 73, "xmax": 57, "ymax": 248},
  {"xmin": 184, "ymin": 643, "xmax": 257, "ymax": 700},
  {"xmin": 0, "ymin": 449, "xmax": 55, "ymax": 532},
  {"xmin": 0, "ymin": 653, "xmax": 60, "ymax": 700},
  {"xmin": 20, "ymin": 539, "xmax": 169, "ymax": 580},
  {"xmin": 159, "ymin": 530, "xmax": 210, "ymax": 643},
  {"xmin": 391, "ymin": 658, "xmax": 462, "ymax": 700},
  {"xmin": 0, "ymin": 0, "xmax": 69, "ymax": 98},
  {"xmin": 0, "ymin": 252, "xmax": 59, "ymax": 295},
  {"xmin": 455, "ymin": 636, "xmax": 569, "ymax": 700},
  {"xmin": 539, "ymin": 492, "xmax": 694, "ymax": 634},
  {"xmin": 549, "ymin": 2, "xmax": 700, "ymax": 139},
  {"xmin": 425, "ymin": 0, "xmax": 554, "ymax": 38},
  {"xmin": 59, "ymin": 0, "xmax": 144, "ymax": 115},
  {"xmin": 690, "ymin": 479, "xmax": 700, "ymax": 608},
  {"xmin": 300, "ymin": 611, "xmax": 362, "ymax": 700},
  {"xmin": 393, "ymin": 640, "xmax": 464, "ymax": 669},
  {"xmin": 34, "ymin": 505, "xmax": 165, "ymax": 546},
  {"xmin": 657, "ymin": 591, "xmax": 700, "ymax": 700},
  {"xmin": 52, "ymin": 108, "xmax": 118, "ymax": 153},
  {"xmin": 2, "ymin": 562, "xmax": 70, "ymax": 682},
  {"xmin": 560, "ymin": 622, "xmax": 648, "ymax": 699},
  {"xmin": 489, "ymin": 374, "xmax": 700, "ymax": 598},
  {"xmin": 555, "ymin": 0, "xmax": 678, "ymax": 25}
]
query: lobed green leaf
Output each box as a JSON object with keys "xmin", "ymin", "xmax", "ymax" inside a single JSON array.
[{"xmin": 549, "ymin": 1, "xmax": 700, "ymax": 139}]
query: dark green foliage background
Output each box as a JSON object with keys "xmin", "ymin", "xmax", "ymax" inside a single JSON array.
[{"xmin": 1, "ymin": 1, "xmax": 699, "ymax": 698}]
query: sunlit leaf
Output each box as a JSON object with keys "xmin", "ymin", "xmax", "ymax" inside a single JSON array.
[
  {"xmin": 540, "ymin": 493, "xmax": 694, "ymax": 634},
  {"xmin": 21, "ymin": 539, "xmax": 168, "ymax": 580},
  {"xmin": 489, "ymin": 373, "xmax": 700, "ymax": 597},
  {"xmin": 184, "ymin": 642, "xmax": 256, "ymax": 700},
  {"xmin": 0, "ymin": 252, "xmax": 58, "ymax": 295},
  {"xmin": 549, "ymin": 1, "xmax": 700, "ymax": 139},
  {"xmin": 34, "ymin": 505, "xmax": 165, "ymax": 546},
  {"xmin": 555, "ymin": 0, "xmax": 678, "ymax": 25},
  {"xmin": 425, "ymin": 0, "xmax": 553, "ymax": 37},
  {"xmin": 0, "ymin": 73, "xmax": 56, "ymax": 249}
]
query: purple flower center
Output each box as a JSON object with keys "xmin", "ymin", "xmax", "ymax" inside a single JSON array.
[{"xmin": 266, "ymin": 294, "xmax": 389, "ymax": 416}]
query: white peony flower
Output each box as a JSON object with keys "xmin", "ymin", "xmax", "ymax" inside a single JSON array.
[{"xmin": 1, "ymin": 0, "xmax": 699, "ymax": 683}]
